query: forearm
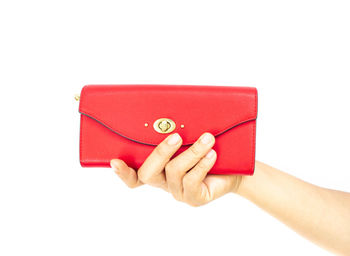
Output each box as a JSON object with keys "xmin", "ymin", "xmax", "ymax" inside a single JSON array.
[{"xmin": 237, "ymin": 161, "xmax": 350, "ymax": 256}]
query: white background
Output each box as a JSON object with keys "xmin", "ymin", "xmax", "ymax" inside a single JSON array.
[{"xmin": 0, "ymin": 1, "xmax": 349, "ymax": 255}]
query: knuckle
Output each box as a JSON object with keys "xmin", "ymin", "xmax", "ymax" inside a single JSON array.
[
  {"xmin": 127, "ymin": 183, "xmax": 138, "ymax": 189},
  {"xmin": 164, "ymin": 161, "xmax": 175, "ymax": 173},
  {"xmin": 189, "ymin": 144, "xmax": 202, "ymax": 157},
  {"xmin": 189, "ymin": 202, "xmax": 201, "ymax": 208},
  {"xmin": 185, "ymin": 198, "xmax": 202, "ymax": 207},
  {"xmin": 171, "ymin": 192, "xmax": 182, "ymax": 202},
  {"xmin": 154, "ymin": 144, "xmax": 169, "ymax": 158},
  {"xmin": 137, "ymin": 171, "xmax": 150, "ymax": 183},
  {"xmin": 197, "ymin": 159, "xmax": 209, "ymax": 170},
  {"xmin": 164, "ymin": 161, "xmax": 172, "ymax": 172}
]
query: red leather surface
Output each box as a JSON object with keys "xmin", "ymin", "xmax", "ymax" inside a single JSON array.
[{"xmin": 79, "ymin": 85, "xmax": 258, "ymax": 175}]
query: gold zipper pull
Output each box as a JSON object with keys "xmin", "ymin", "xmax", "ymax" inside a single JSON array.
[{"xmin": 74, "ymin": 94, "xmax": 80, "ymax": 101}]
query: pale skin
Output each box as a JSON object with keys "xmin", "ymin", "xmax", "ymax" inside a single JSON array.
[{"xmin": 110, "ymin": 132, "xmax": 350, "ymax": 256}]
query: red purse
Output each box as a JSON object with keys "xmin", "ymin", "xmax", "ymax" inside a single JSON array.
[{"xmin": 78, "ymin": 85, "xmax": 258, "ymax": 175}]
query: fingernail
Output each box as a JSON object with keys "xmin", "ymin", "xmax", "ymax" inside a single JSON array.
[
  {"xmin": 200, "ymin": 133, "xmax": 213, "ymax": 144},
  {"xmin": 167, "ymin": 133, "xmax": 181, "ymax": 145},
  {"xmin": 205, "ymin": 149, "xmax": 215, "ymax": 159}
]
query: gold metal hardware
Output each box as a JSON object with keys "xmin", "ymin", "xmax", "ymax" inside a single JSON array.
[
  {"xmin": 180, "ymin": 124, "xmax": 185, "ymax": 128},
  {"xmin": 144, "ymin": 123, "xmax": 149, "ymax": 127},
  {"xmin": 74, "ymin": 94, "xmax": 80, "ymax": 101},
  {"xmin": 153, "ymin": 118, "xmax": 176, "ymax": 134}
]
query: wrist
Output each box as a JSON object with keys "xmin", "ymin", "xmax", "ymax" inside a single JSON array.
[
  {"xmin": 230, "ymin": 175, "xmax": 243, "ymax": 194},
  {"xmin": 235, "ymin": 174, "xmax": 252, "ymax": 196}
]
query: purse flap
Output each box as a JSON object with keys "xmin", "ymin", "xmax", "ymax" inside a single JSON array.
[{"xmin": 79, "ymin": 85, "xmax": 257, "ymax": 146}]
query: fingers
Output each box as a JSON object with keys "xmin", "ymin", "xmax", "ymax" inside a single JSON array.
[
  {"xmin": 183, "ymin": 149, "xmax": 216, "ymax": 190},
  {"xmin": 182, "ymin": 149, "xmax": 217, "ymax": 205},
  {"xmin": 111, "ymin": 159, "xmax": 143, "ymax": 188},
  {"xmin": 165, "ymin": 132, "xmax": 215, "ymax": 201},
  {"xmin": 111, "ymin": 131, "xmax": 238, "ymax": 207},
  {"xmin": 137, "ymin": 133, "xmax": 182, "ymax": 189}
]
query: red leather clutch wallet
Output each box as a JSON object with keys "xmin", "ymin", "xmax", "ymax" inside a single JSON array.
[{"xmin": 79, "ymin": 85, "xmax": 258, "ymax": 175}]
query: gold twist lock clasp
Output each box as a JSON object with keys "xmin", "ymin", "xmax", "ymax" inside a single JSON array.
[{"xmin": 153, "ymin": 118, "xmax": 176, "ymax": 134}]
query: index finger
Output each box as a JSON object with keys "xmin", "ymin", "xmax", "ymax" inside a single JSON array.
[{"xmin": 137, "ymin": 133, "xmax": 183, "ymax": 188}]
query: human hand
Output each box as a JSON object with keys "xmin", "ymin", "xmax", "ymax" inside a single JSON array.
[{"xmin": 110, "ymin": 132, "xmax": 243, "ymax": 207}]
